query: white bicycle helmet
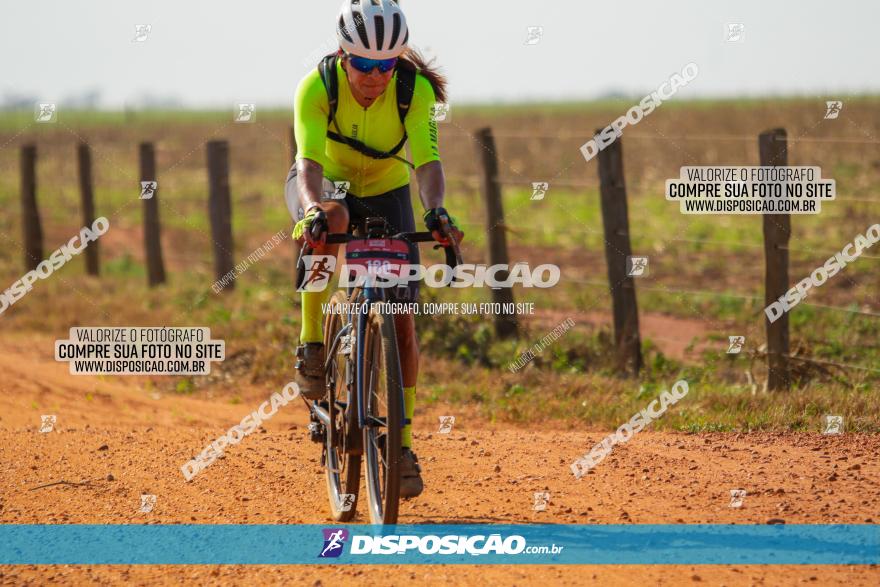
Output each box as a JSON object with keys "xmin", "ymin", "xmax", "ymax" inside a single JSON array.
[{"xmin": 337, "ymin": 0, "xmax": 409, "ymax": 60}]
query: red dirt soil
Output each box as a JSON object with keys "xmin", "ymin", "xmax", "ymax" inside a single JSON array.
[{"xmin": 0, "ymin": 333, "xmax": 877, "ymax": 585}]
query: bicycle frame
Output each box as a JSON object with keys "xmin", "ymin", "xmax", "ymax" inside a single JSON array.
[
  {"xmin": 299, "ymin": 218, "xmax": 461, "ymax": 452},
  {"xmin": 311, "ymin": 286, "xmax": 405, "ymax": 451}
]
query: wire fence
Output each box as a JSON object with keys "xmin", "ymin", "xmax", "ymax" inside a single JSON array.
[
  {"xmin": 9, "ymin": 117, "xmax": 879, "ymax": 385},
  {"xmin": 442, "ymin": 129, "xmax": 880, "ymax": 144},
  {"xmin": 454, "ymin": 123, "xmax": 879, "ymax": 385}
]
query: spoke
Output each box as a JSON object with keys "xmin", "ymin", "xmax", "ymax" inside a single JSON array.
[{"xmin": 366, "ymin": 415, "xmax": 387, "ymax": 427}]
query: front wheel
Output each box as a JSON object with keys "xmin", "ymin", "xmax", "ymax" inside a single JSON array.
[
  {"xmin": 323, "ymin": 291, "xmax": 361, "ymax": 521},
  {"xmin": 362, "ymin": 307, "xmax": 404, "ymax": 524}
]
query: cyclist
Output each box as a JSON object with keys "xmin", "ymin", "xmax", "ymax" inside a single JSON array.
[{"xmin": 285, "ymin": 0, "xmax": 463, "ymax": 498}]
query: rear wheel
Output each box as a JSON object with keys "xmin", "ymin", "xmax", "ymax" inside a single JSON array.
[
  {"xmin": 323, "ymin": 291, "xmax": 361, "ymax": 521},
  {"xmin": 362, "ymin": 307, "xmax": 404, "ymax": 524}
]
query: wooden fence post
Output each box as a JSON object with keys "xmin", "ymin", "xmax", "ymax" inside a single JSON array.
[
  {"xmin": 474, "ymin": 127, "xmax": 517, "ymax": 339},
  {"xmin": 760, "ymin": 128, "xmax": 791, "ymax": 391},
  {"xmin": 207, "ymin": 140, "xmax": 234, "ymax": 290},
  {"xmin": 77, "ymin": 142, "xmax": 99, "ymax": 276},
  {"xmin": 140, "ymin": 142, "xmax": 166, "ymax": 286},
  {"xmin": 20, "ymin": 144, "xmax": 43, "ymax": 271},
  {"xmin": 596, "ymin": 133, "xmax": 642, "ymax": 376}
]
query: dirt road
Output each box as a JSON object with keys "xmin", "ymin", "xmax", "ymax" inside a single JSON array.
[{"xmin": 1, "ymin": 333, "xmax": 877, "ymax": 585}]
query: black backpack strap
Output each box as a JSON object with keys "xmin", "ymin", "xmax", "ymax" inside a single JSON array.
[
  {"xmin": 318, "ymin": 54, "xmax": 339, "ymax": 124},
  {"xmin": 395, "ymin": 64, "xmax": 417, "ymax": 124}
]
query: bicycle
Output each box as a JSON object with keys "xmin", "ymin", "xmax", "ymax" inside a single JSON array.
[{"xmin": 295, "ymin": 215, "xmax": 461, "ymax": 524}]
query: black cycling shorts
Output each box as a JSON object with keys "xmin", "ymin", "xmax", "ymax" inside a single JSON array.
[
  {"xmin": 342, "ymin": 184, "xmax": 421, "ymax": 303},
  {"xmin": 286, "ymin": 167, "xmax": 420, "ymax": 302}
]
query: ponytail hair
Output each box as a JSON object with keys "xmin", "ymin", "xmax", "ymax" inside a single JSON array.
[{"xmin": 397, "ymin": 47, "xmax": 448, "ymax": 103}]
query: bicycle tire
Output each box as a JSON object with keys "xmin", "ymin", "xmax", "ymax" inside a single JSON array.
[
  {"xmin": 362, "ymin": 306, "xmax": 404, "ymax": 524},
  {"xmin": 323, "ymin": 291, "xmax": 361, "ymax": 522}
]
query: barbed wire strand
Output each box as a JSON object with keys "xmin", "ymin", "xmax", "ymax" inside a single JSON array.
[{"xmin": 441, "ymin": 130, "xmax": 880, "ymax": 145}]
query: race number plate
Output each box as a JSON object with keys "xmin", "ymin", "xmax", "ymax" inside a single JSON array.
[{"xmin": 345, "ymin": 238, "xmax": 412, "ymax": 278}]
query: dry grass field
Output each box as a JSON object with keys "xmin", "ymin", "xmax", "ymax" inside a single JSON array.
[{"xmin": 0, "ymin": 98, "xmax": 878, "ymax": 431}]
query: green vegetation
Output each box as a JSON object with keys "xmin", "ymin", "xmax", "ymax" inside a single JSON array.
[{"xmin": 1, "ymin": 99, "xmax": 878, "ymax": 432}]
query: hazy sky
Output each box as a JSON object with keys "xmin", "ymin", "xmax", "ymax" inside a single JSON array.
[{"xmin": 1, "ymin": 0, "xmax": 878, "ymax": 108}]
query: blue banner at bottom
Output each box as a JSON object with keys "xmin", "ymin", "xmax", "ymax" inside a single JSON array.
[{"xmin": 0, "ymin": 524, "xmax": 877, "ymax": 565}]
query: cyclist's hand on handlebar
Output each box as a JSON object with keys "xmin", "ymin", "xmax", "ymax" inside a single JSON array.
[
  {"xmin": 293, "ymin": 207, "xmax": 328, "ymax": 247},
  {"xmin": 423, "ymin": 207, "xmax": 464, "ymax": 246}
]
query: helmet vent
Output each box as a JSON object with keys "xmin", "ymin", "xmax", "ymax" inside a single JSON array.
[
  {"xmin": 388, "ymin": 12, "xmax": 401, "ymax": 49},
  {"xmin": 353, "ymin": 6, "xmax": 371, "ymax": 48},
  {"xmin": 338, "ymin": 15, "xmax": 354, "ymax": 43},
  {"xmin": 373, "ymin": 15, "xmax": 385, "ymax": 50}
]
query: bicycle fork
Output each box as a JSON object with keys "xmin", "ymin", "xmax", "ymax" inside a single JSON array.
[{"xmin": 356, "ymin": 295, "xmax": 406, "ymax": 435}]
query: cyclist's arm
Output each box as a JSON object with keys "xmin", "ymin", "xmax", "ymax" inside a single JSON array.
[
  {"xmin": 296, "ymin": 159, "xmax": 326, "ymax": 214},
  {"xmin": 406, "ymin": 74, "xmax": 444, "ymax": 209},
  {"xmin": 292, "ymin": 70, "xmax": 331, "ymax": 213},
  {"xmin": 415, "ymin": 160, "xmax": 445, "ymax": 210}
]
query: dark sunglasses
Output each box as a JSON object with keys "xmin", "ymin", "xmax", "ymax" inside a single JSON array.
[{"xmin": 346, "ymin": 53, "xmax": 398, "ymax": 74}]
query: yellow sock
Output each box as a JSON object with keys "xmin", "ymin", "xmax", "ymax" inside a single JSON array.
[
  {"xmin": 402, "ymin": 386, "xmax": 416, "ymax": 449},
  {"xmin": 300, "ymin": 288, "xmax": 332, "ymax": 344}
]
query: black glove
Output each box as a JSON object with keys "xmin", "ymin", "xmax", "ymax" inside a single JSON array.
[
  {"xmin": 294, "ymin": 207, "xmax": 328, "ymax": 246},
  {"xmin": 423, "ymin": 207, "xmax": 454, "ymax": 233}
]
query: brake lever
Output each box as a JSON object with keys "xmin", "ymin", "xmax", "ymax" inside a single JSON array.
[
  {"xmin": 436, "ymin": 216, "xmax": 463, "ymax": 266},
  {"xmin": 432, "ymin": 216, "xmax": 463, "ymax": 287},
  {"xmin": 294, "ymin": 242, "xmax": 313, "ymax": 291},
  {"xmin": 308, "ymin": 213, "xmax": 328, "ymax": 245}
]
